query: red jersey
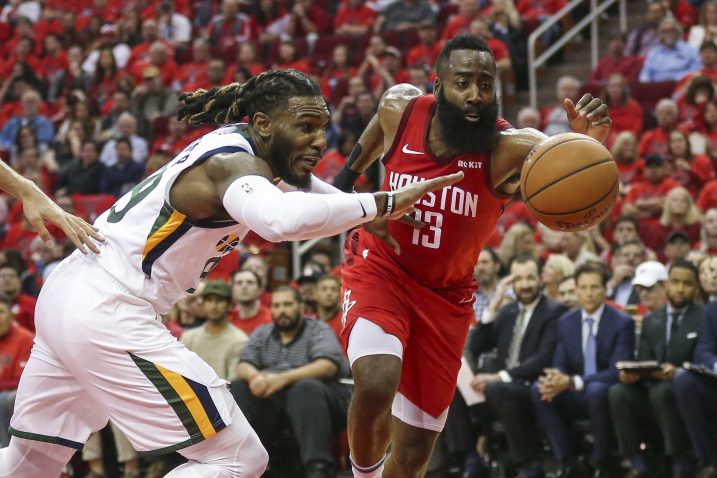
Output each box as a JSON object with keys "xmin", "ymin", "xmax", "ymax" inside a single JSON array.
[
  {"xmin": 0, "ymin": 324, "xmax": 33, "ymax": 391},
  {"xmin": 360, "ymin": 95, "xmax": 512, "ymax": 289},
  {"xmin": 12, "ymin": 294, "xmax": 37, "ymax": 333}
]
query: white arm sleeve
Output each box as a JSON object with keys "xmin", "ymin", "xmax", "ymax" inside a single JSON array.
[
  {"xmin": 223, "ymin": 175, "xmax": 377, "ymax": 242},
  {"xmin": 276, "ymin": 174, "xmax": 343, "ymax": 194}
]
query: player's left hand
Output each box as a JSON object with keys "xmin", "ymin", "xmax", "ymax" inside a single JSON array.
[{"xmin": 564, "ymin": 93, "xmax": 612, "ymax": 144}]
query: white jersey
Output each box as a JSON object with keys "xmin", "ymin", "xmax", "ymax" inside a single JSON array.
[{"xmin": 92, "ymin": 124, "xmax": 253, "ymax": 314}]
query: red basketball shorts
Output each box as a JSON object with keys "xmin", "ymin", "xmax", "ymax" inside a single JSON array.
[{"xmin": 340, "ymin": 230, "xmax": 475, "ymax": 421}]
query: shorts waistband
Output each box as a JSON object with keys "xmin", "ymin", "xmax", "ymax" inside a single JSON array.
[{"xmin": 64, "ymin": 252, "xmax": 136, "ymax": 297}]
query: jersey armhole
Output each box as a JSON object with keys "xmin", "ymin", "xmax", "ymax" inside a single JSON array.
[
  {"xmin": 484, "ymin": 118, "xmax": 517, "ymax": 200},
  {"xmin": 382, "ymin": 96, "xmax": 420, "ymax": 166}
]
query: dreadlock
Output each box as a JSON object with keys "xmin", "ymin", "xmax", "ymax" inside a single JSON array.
[{"xmin": 177, "ymin": 69, "xmax": 322, "ymax": 126}]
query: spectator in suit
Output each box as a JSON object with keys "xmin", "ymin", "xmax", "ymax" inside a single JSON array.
[
  {"xmin": 231, "ymin": 286, "xmax": 351, "ymax": 478},
  {"xmin": 180, "ymin": 280, "xmax": 248, "ymax": 381},
  {"xmin": 608, "ymin": 239, "xmax": 647, "ymax": 308},
  {"xmin": 0, "ymin": 296, "xmax": 33, "ymax": 447},
  {"xmin": 468, "ymin": 254, "xmax": 567, "ymax": 478},
  {"xmin": 674, "ymin": 300, "xmax": 717, "ymax": 478},
  {"xmin": 99, "ymin": 137, "xmax": 145, "ymax": 197},
  {"xmin": 531, "ymin": 262, "xmax": 635, "ymax": 477},
  {"xmin": 610, "ymin": 260, "xmax": 703, "ymax": 478},
  {"xmin": 640, "ymin": 17, "xmax": 702, "ymax": 83},
  {"xmin": 56, "ymin": 140, "xmax": 105, "ymax": 196},
  {"xmin": 229, "ymin": 269, "xmax": 273, "ymax": 335}
]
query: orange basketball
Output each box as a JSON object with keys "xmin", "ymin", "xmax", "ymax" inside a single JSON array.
[{"xmin": 520, "ymin": 132, "xmax": 619, "ymax": 232}]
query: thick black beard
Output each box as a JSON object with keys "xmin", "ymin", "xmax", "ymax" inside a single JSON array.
[
  {"xmin": 436, "ymin": 89, "xmax": 498, "ymax": 154},
  {"xmin": 274, "ymin": 313, "xmax": 302, "ymax": 332},
  {"xmin": 269, "ymin": 131, "xmax": 312, "ymax": 191}
]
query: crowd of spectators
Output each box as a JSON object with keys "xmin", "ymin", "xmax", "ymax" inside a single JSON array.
[{"xmin": 2, "ymin": 0, "xmax": 717, "ymax": 477}]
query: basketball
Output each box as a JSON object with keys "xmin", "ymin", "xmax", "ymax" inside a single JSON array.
[{"xmin": 520, "ymin": 132, "xmax": 619, "ymax": 232}]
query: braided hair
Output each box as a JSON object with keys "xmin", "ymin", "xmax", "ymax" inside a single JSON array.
[{"xmin": 177, "ymin": 69, "xmax": 322, "ymax": 126}]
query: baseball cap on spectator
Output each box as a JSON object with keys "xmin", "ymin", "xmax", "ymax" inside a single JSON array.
[
  {"xmin": 380, "ymin": 46, "xmax": 402, "ymax": 58},
  {"xmin": 143, "ymin": 65, "xmax": 161, "ymax": 80},
  {"xmin": 201, "ymin": 280, "xmax": 232, "ymax": 301},
  {"xmin": 644, "ymin": 154, "xmax": 665, "ymax": 167},
  {"xmin": 666, "ymin": 230, "xmax": 691, "ymax": 245},
  {"xmin": 100, "ymin": 24, "xmax": 118, "ymax": 35},
  {"xmin": 632, "ymin": 261, "xmax": 668, "ymax": 287}
]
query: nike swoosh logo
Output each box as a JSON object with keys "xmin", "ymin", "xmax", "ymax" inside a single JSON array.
[
  {"xmin": 402, "ymin": 144, "xmax": 423, "ymax": 155},
  {"xmin": 359, "ymin": 200, "xmax": 367, "ymax": 218}
]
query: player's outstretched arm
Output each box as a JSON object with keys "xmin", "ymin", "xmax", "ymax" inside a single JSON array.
[
  {"xmin": 213, "ymin": 151, "xmax": 463, "ymax": 242},
  {"xmin": 334, "ymin": 83, "xmax": 421, "ymax": 192},
  {"xmin": 0, "ymin": 160, "xmax": 103, "ymax": 253}
]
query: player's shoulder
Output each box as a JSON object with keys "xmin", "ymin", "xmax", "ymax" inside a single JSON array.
[{"xmin": 378, "ymin": 84, "xmax": 423, "ymax": 116}]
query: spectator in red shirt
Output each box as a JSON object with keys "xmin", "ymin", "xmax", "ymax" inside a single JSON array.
[
  {"xmin": 612, "ymin": 131, "xmax": 645, "ymax": 191},
  {"xmin": 334, "ymin": 0, "xmax": 376, "ymax": 36},
  {"xmin": 639, "ymin": 98, "xmax": 679, "ymax": 157},
  {"xmin": 366, "ymin": 46, "xmax": 410, "ymax": 97},
  {"xmin": 287, "ymin": 0, "xmax": 332, "ymax": 39},
  {"xmin": 229, "ymin": 270, "xmax": 273, "ymax": 335},
  {"xmin": 697, "ymin": 177, "xmax": 717, "ymax": 211},
  {"xmin": 675, "ymin": 41, "xmax": 717, "ymax": 99},
  {"xmin": 601, "ymin": 73, "xmax": 644, "ymax": 147},
  {"xmin": 185, "ymin": 58, "xmax": 227, "ymax": 92},
  {"xmin": 666, "ymin": 128, "xmax": 715, "ymax": 195},
  {"xmin": 232, "ymin": 41, "xmax": 267, "ymax": 78},
  {"xmin": 129, "ymin": 18, "xmax": 172, "ymax": 68},
  {"xmin": 316, "ymin": 274, "xmax": 343, "ymax": 339},
  {"xmin": 174, "ymin": 37, "xmax": 211, "ymax": 90},
  {"xmin": 588, "ymin": 33, "xmax": 643, "ymax": 85},
  {"xmin": 0, "ymin": 263, "xmax": 36, "ymax": 333},
  {"xmin": 0, "ymin": 37, "xmax": 43, "ymax": 81},
  {"xmin": 273, "ymin": 38, "xmax": 311, "ymax": 73},
  {"xmin": 152, "ymin": 116, "xmax": 203, "ymax": 157},
  {"xmin": 442, "ymin": 0, "xmax": 480, "ymax": 41},
  {"xmin": 39, "ymin": 33, "xmax": 68, "ymax": 84},
  {"xmin": 623, "ymin": 154, "xmax": 681, "ymax": 225},
  {"xmin": 677, "ymin": 75, "xmax": 714, "ymax": 132},
  {"xmin": 320, "ymin": 44, "xmax": 357, "ymax": 98},
  {"xmin": 250, "ymin": 0, "xmax": 290, "ymax": 45},
  {"xmin": 468, "ymin": 17, "xmax": 512, "ymax": 73},
  {"xmin": 208, "ymin": 0, "xmax": 252, "ymax": 55},
  {"xmin": 406, "ymin": 22, "xmax": 442, "ymax": 69},
  {"xmin": 130, "ymin": 41, "xmax": 177, "ymax": 87},
  {"xmin": 0, "ymin": 296, "xmax": 33, "ymax": 447},
  {"xmin": 643, "ymin": 186, "xmax": 703, "ymax": 256}
]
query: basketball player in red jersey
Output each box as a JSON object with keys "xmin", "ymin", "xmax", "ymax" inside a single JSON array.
[{"xmin": 333, "ymin": 34, "xmax": 612, "ymax": 478}]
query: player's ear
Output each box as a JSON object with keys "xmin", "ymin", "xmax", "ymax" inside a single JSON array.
[
  {"xmin": 433, "ymin": 78, "xmax": 441, "ymax": 97},
  {"xmin": 252, "ymin": 112, "xmax": 272, "ymax": 139}
]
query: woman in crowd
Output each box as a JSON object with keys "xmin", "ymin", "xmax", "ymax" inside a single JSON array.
[
  {"xmin": 666, "ymin": 129, "xmax": 715, "ymax": 196},
  {"xmin": 541, "ymin": 253, "xmax": 575, "ymax": 301}
]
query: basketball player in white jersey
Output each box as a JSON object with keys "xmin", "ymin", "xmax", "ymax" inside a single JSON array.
[
  {"xmin": 0, "ymin": 70, "xmax": 462, "ymax": 478},
  {"xmin": 0, "ymin": 159, "xmax": 101, "ymax": 253}
]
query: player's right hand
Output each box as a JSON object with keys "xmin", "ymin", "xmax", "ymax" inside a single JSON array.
[
  {"xmin": 383, "ymin": 171, "xmax": 464, "ymax": 220},
  {"xmin": 22, "ymin": 187, "xmax": 104, "ymax": 254}
]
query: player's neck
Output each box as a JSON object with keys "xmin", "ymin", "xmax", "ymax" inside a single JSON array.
[{"xmin": 238, "ymin": 300, "xmax": 260, "ymax": 319}]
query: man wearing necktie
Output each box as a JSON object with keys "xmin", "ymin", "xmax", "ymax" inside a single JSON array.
[
  {"xmin": 674, "ymin": 300, "xmax": 717, "ymax": 478},
  {"xmin": 531, "ymin": 262, "xmax": 635, "ymax": 478},
  {"xmin": 462, "ymin": 254, "xmax": 567, "ymax": 478},
  {"xmin": 610, "ymin": 260, "xmax": 703, "ymax": 478}
]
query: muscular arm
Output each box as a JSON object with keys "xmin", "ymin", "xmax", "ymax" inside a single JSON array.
[
  {"xmin": 279, "ymin": 358, "xmax": 339, "ymax": 384},
  {"xmin": 334, "ymin": 83, "xmax": 421, "ymax": 191},
  {"xmin": 490, "ymin": 127, "xmax": 548, "ymax": 195}
]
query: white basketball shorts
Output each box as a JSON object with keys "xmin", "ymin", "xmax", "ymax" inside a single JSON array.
[{"xmin": 10, "ymin": 252, "xmax": 249, "ymax": 456}]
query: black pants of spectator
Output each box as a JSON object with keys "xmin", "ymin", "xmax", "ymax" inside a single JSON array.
[
  {"xmin": 443, "ymin": 392, "xmax": 479, "ymax": 459},
  {"xmin": 485, "ymin": 381, "xmax": 543, "ymax": 468},
  {"xmin": 231, "ymin": 378, "xmax": 350, "ymax": 468},
  {"xmin": 610, "ymin": 382, "xmax": 694, "ymax": 469}
]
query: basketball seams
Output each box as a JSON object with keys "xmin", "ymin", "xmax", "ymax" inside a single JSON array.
[
  {"xmin": 521, "ymin": 136, "xmax": 601, "ymax": 195},
  {"xmin": 528, "ymin": 178, "xmax": 619, "ymax": 216},
  {"xmin": 524, "ymin": 158, "xmax": 614, "ymax": 201}
]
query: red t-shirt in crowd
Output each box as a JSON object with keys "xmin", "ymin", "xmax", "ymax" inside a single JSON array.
[
  {"xmin": 638, "ymin": 128, "xmax": 671, "ymax": 157},
  {"xmin": 406, "ymin": 42, "xmax": 443, "ymax": 69},
  {"xmin": 697, "ymin": 180, "xmax": 717, "ymax": 211},
  {"xmin": 0, "ymin": 324, "xmax": 34, "ymax": 392},
  {"xmin": 609, "ymin": 99, "xmax": 644, "ymax": 139},
  {"xmin": 11, "ymin": 294, "xmax": 36, "ymax": 334},
  {"xmin": 587, "ymin": 55, "xmax": 643, "ymax": 84},
  {"xmin": 668, "ymin": 154, "xmax": 715, "ymax": 196},
  {"xmin": 229, "ymin": 305, "xmax": 273, "ymax": 335},
  {"xmin": 334, "ymin": 2, "xmax": 376, "ymax": 31},
  {"xmin": 617, "ymin": 159, "xmax": 644, "ymax": 185}
]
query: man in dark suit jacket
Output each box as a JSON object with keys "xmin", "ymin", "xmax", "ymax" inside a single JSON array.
[
  {"xmin": 468, "ymin": 254, "xmax": 567, "ymax": 478},
  {"xmin": 610, "ymin": 260, "xmax": 703, "ymax": 478},
  {"xmin": 531, "ymin": 262, "xmax": 635, "ymax": 478},
  {"xmin": 674, "ymin": 300, "xmax": 717, "ymax": 478}
]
